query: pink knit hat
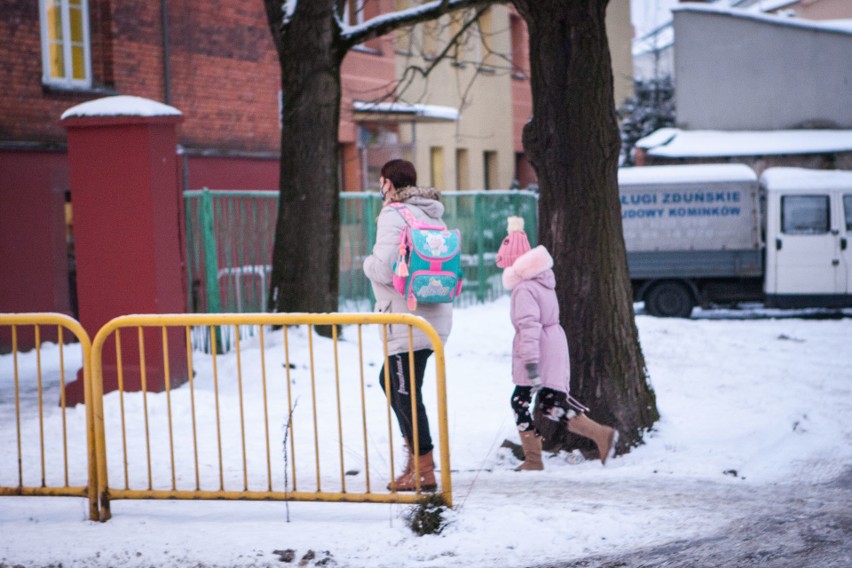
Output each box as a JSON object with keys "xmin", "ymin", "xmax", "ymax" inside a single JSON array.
[{"xmin": 496, "ymin": 216, "xmax": 531, "ymax": 268}]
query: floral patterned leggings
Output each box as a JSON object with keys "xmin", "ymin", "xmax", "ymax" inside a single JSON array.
[{"xmin": 511, "ymin": 386, "xmax": 578, "ymax": 432}]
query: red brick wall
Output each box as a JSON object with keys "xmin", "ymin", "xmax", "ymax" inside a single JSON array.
[{"xmin": 1, "ymin": 0, "xmax": 398, "ymax": 154}]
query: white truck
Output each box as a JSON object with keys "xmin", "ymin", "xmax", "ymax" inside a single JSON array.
[{"xmin": 617, "ymin": 164, "xmax": 852, "ymax": 317}]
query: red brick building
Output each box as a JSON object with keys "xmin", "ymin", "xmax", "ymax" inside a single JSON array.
[{"xmin": 0, "ymin": 1, "xmax": 535, "ymax": 326}]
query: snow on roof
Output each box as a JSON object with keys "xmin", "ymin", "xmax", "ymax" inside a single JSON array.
[
  {"xmin": 635, "ymin": 127, "xmax": 679, "ymax": 150},
  {"xmin": 638, "ymin": 129, "xmax": 852, "ymax": 158},
  {"xmin": 673, "ymin": 3, "xmax": 852, "ymax": 35},
  {"xmin": 352, "ymin": 100, "xmax": 458, "ymax": 122},
  {"xmin": 760, "ymin": 167, "xmax": 852, "ymax": 192},
  {"xmin": 61, "ymin": 95, "xmax": 181, "ymax": 120},
  {"xmin": 619, "ymin": 163, "xmax": 757, "ymax": 186}
]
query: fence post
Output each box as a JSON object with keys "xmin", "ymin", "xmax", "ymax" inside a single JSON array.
[
  {"xmin": 365, "ymin": 194, "xmax": 379, "ymax": 306},
  {"xmin": 474, "ymin": 192, "xmax": 486, "ymax": 303},
  {"xmin": 200, "ymin": 188, "xmax": 224, "ymax": 352},
  {"xmin": 201, "ymin": 188, "xmax": 222, "ymax": 314}
]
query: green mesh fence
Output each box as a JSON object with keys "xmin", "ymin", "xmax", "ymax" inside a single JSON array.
[{"xmin": 185, "ymin": 189, "xmax": 538, "ymax": 315}]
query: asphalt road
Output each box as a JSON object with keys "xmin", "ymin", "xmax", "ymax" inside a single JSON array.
[{"xmin": 542, "ymin": 467, "xmax": 852, "ymax": 568}]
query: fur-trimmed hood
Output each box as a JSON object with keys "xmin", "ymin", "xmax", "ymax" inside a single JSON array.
[
  {"xmin": 387, "ymin": 185, "xmax": 441, "ymax": 203},
  {"xmin": 502, "ymin": 245, "xmax": 555, "ymax": 290},
  {"xmin": 387, "ymin": 186, "xmax": 444, "ymax": 219}
]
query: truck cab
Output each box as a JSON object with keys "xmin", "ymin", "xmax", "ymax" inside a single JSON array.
[{"xmin": 762, "ymin": 168, "xmax": 852, "ymax": 309}]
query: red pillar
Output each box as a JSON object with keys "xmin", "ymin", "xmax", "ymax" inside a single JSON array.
[{"xmin": 60, "ymin": 96, "xmax": 188, "ymax": 405}]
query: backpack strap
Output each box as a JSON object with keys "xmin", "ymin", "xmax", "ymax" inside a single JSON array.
[
  {"xmin": 389, "ymin": 203, "xmax": 421, "ymax": 227},
  {"xmin": 389, "ymin": 202, "xmax": 443, "ymax": 230}
]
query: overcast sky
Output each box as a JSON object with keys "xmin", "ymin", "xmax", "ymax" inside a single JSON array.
[{"xmin": 631, "ymin": 0, "xmax": 680, "ymax": 37}]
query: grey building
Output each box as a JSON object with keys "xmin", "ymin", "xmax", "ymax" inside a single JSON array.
[{"xmin": 672, "ymin": 4, "xmax": 852, "ymax": 131}]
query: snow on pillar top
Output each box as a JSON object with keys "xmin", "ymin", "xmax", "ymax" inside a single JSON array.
[{"xmin": 60, "ymin": 95, "xmax": 182, "ymax": 121}]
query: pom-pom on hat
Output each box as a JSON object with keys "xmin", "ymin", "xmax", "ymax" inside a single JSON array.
[{"xmin": 496, "ymin": 216, "xmax": 531, "ymax": 268}]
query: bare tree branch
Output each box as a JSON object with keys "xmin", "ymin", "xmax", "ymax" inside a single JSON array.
[{"xmin": 340, "ymin": 0, "xmax": 504, "ymax": 50}]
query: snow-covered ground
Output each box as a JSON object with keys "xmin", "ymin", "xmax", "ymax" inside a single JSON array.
[{"xmin": 2, "ymin": 298, "xmax": 851, "ymax": 568}]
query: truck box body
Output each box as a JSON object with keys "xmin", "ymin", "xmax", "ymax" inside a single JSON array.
[
  {"xmin": 616, "ymin": 164, "xmax": 852, "ymax": 316},
  {"xmin": 617, "ymin": 164, "xmax": 762, "ymax": 280}
]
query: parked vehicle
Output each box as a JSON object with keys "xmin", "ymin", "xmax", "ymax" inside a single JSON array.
[{"xmin": 617, "ymin": 164, "xmax": 852, "ymax": 316}]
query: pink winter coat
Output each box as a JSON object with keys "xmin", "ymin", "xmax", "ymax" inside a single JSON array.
[{"xmin": 502, "ymin": 246, "xmax": 570, "ymax": 394}]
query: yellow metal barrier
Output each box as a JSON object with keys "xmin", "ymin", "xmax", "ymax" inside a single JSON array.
[
  {"xmin": 0, "ymin": 313, "xmax": 97, "ymax": 521},
  {"xmin": 90, "ymin": 313, "xmax": 451, "ymax": 521}
]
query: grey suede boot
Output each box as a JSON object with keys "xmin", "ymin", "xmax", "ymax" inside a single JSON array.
[{"xmin": 515, "ymin": 430, "xmax": 544, "ymax": 471}]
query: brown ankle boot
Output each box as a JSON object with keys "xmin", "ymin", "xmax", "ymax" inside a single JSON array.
[
  {"xmin": 388, "ymin": 450, "xmax": 437, "ymax": 492},
  {"xmin": 515, "ymin": 430, "xmax": 544, "ymax": 471},
  {"xmin": 567, "ymin": 413, "xmax": 619, "ymax": 465},
  {"xmin": 386, "ymin": 439, "xmax": 413, "ymax": 491}
]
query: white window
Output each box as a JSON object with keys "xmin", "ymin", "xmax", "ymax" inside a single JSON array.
[{"xmin": 39, "ymin": 0, "xmax": 92, "ymax": 88}]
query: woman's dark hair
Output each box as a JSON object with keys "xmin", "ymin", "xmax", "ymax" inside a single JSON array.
[{"xmin": 381, "ymin": 159, "xmax": 417, "ymax": 189}]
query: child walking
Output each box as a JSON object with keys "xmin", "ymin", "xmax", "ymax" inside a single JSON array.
[{"xmin": 496, "ymin": 216, "xmax": 619, "ymax": 470}]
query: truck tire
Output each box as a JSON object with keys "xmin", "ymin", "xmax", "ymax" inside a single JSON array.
[{"xmin": 645, "ymin": 281, "xmax": 695, "ymax": 318}]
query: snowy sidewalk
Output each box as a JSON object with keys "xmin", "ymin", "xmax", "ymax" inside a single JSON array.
[{"xmin": 2, "ymin": 299, "xmax": 851, "ymax": 567}]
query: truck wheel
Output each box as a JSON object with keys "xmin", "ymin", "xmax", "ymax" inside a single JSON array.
[{"xmin": 645, "ymin": 282, "xmax": 695, "ymax": 318}]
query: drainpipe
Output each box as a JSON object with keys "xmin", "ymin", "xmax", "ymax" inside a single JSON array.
[{"xmin": 161, "ymin": 0, "xmax": 172, "ymax": 104}]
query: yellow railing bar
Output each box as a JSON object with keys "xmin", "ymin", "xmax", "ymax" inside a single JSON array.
[
  {"xmin": 58, "ymin": 326, "xmax": 70, "ymax": 487},
  {"xmin": 35, "ymin": 325, "xmax": 46, "ymax": 488},
  {"xmin": 283, "ymin": 325, "xmax": 296, "ymax": 492},
  {"xmin": 210, "ymin": 325, "xmax": 224, "ymax": 492},
  {"xmin": 356, "ymin": 325, "xmax": 371, "ymax": 493},
  {"xmin": 12, "ymin": 326, "xmax": 22, "ymax": 488},
  {"xmin": 87, "ymin": 312, "xmax": 451, "ymax": 517},
  {"xmin": 162, "ymin": 327, "xmax": 177, "ymax": 491},
  {"xmin": 407, "ymin": 327, "xmax": 420, "ymax": 491},
  {"xmin": 381, "ymin": 324, "xmax": 395, "ymax": 489},
  {"xmin": 115, "ymin": 330, "xmax": 129, "ymax": 490},
  {"xmin": 0, "ymin": 313, "xmax": 97, "ymax": 520},
  {"xmin": 234, "ymin": 330, "xmax": 249, "ymax": 491},
  {"xmin": 307, "ymin": 325, "xmax": 321, "ymax": 490},
  {"xmin": 138, "ymin": 327, "xmax": 153, "ymax": 491},
  {"xmin": 185, "ymin": 326, "xmax": 201, "ymax": 491},
  {"xmin": 104, "ymin": 487, "xmax": 430, "ymax": 503},
  {"xmin": 332, "ymin": 324, "xmax": 346, "ymax": 493},
  {"xmin": 259, "ymin": 326, "xmax": 273, "ymax": 492}
]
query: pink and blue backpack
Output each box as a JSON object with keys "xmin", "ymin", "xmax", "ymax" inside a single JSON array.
[{"xmin": 390, "ymin": 204, "xmax": 463, "ymax": 311}]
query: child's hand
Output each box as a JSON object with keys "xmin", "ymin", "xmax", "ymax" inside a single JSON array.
[{"xmin": 525, "ymin": 363, "xmax": 542, "ymax": 393}]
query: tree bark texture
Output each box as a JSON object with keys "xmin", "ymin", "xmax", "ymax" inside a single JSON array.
[
  {"xmin": 513, "ymin": 0, "xmax": 659, "ymax": 452},
  {"xmin": 267, "ymin": 3, "xmax": 344, "ymax": 326},
  {"xmin": 262, "ymin": 1, "xmax": 496, "ymax": 335}
]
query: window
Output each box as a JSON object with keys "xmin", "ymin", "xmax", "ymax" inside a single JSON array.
[
  {"xmin": 40, "ymin": 0, "xmax": 92, "ymax": 88},
  {"xmin": 422, "ymin": 20, "xmax": 439, "ymax": 59},
  {"xmin": 430, "ymin": 147, "xmax": 445, "ymax": 190},
  {"xmin": 483, "ymin": 151, "xmax": 498, "ymax": 190},
  {"xmin": 477, "ymin": 8, "xmax": 493, "ymax": 68},
  {"xmin": 844, "ymin": 195, "xmax": 852, "ymax": 232},
  {"xmin": 456, "ymin": 148, "xmax": 469, "ymax": 190},
  {"xmin": 510, "ymin": 14, "xmax": 527, "ymax": 78},
  {"xmin": 781, "ymin": 195, "xmax": 830, "ymax": 235}
]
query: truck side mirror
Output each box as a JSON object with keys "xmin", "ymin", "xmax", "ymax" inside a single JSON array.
[{"xmin": 775, "ymin": 238, "xmax": 782, "ymax": 251}]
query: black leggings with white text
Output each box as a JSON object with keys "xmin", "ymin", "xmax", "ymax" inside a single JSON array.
[{"xmin": 378, "ymin": 349, "xmax": 434, "ymax": 456}]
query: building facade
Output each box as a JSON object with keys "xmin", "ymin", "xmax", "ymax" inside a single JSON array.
[{"xmin": 0, "ymin": 0, "xmax": 632, "ymax": 320}]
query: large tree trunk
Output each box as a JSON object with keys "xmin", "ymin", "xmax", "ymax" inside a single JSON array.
[
  {"xmin": 513, "ymin": 0, "xmax": 658, "ymax": 453},
  {"xmin": 267, "ymin": 5, "xmax": 344, "ymax": 328}
]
